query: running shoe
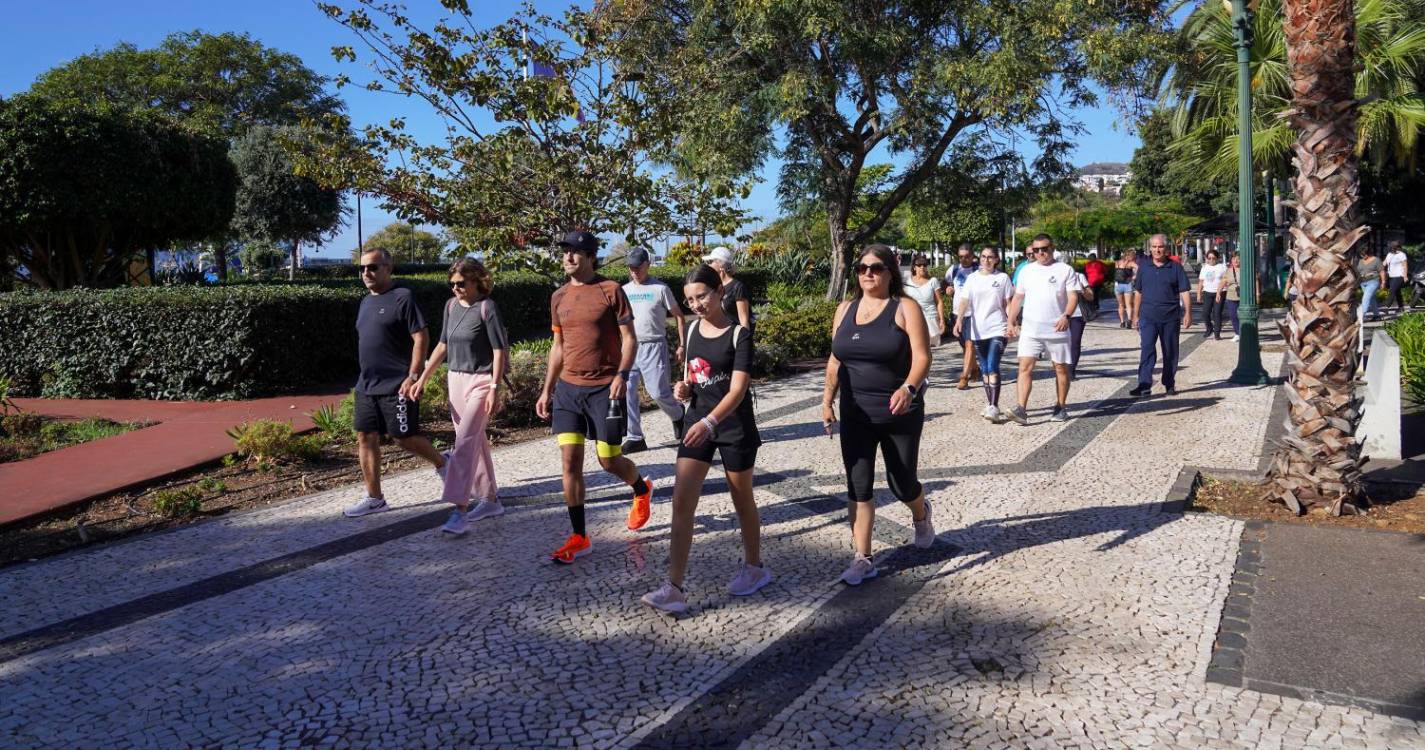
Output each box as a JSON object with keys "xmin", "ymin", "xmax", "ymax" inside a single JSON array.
[
  {"xmin": 641, "ymin": 581, "xmax": 688, "ymax": 614},
  {"xmin": 626, "ymin": 477, "xmax": 653, "ymax": 531},
  {"xmin": 728, "ymin": 563, "xmax": 773, "ymax": 596},
  {"xmin": 1129, "ymin": 384, "xmax": 1151, "ymax": 397},
  {"xmin": 913, "ymin": 499, "xmax": 935, "ymax": 548},
  {"xmin": 551, "ymin": 533, "xmax": 592, "ymax": 564},
  {"xmin": 1006, "ymin": 405, "xmax": 1029, "ymax": 425},
  {"xmin": 839, "ymin": 554, "xmax": 878, "ymax": 585},
  {"xmin": 343, "ymin": 496, "xmax": 389, "ymax": 517},
  {"xmin": 436, "ymin": 450, "xmax": 451, "ymax": 480},
  {"xmin": 1050, "ymin": 407, "xmax": 1069, "ymax": 423},
  {"xmin": 467, "ymin": 498, "xmax": 504, "ymax": 521},
  {"xmin": 1232, "ymin": 334, "xmax": 1241, "ymax": 341},
  {"xmin": 620, "ymin": 438, "xmax": 648, "ymax": 455},
  {"xmin": 981, "ymin": 405, "xmax": 1000, "ymax": 423},
  {"xmin": 440, "ymin": 508, "xmax": 469, "ymax": 536}
]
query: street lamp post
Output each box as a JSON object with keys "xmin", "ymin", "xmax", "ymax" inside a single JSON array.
[{"xmin": 1227, "ymin": 0, "xmax": 1270, "ymax": 385}]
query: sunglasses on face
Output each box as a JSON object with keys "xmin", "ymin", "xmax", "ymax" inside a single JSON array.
[
  {"xmin": 449, "ymin": 280, "xmax": 468, "ymax": 289},
  {"xmin": 913, "ymin": 262, "xmax": 927, "ymax": 267},
  {"xmin": 1032, "ymin": 246, "xmax": 1052, "ymax": 254},
  {"xmin": 359, "ymin": 263, "xmax": 387, "ymax": 274},
  {"xmin": 855, "ymin": 262, "xmax": 888, "ymax": 276}
]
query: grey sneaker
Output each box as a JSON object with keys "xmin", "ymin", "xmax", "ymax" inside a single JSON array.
[
  {"xmin": 728, "ymin": 563, "xmax": 772, "ymax": 596},
  {"xmin": 436, "ymin": 450, "xmax": 451, "ymax": 480},
  {"xmin": 641, "ymin": 581, "xmax": 688, "ymax": 614},
  {"xmin": 913, "ymin": 500, "xmax": 935, "ymax": 549},
  {"xmin": 1050, "ymin": 407, "xmax": 1069, "ymax": 422},
  {"xmin": 1006, "ymin": 405, "xmax": 1029, "ymax": 425},
  {"xmin": 440, "ymin": 508, "xmax": 469, "ymax": 536},
  {"xmin": 839, "ymin": 554, "xmax": 878, "ymax": 586},
  {"xmin": 343, "ymin": 496, "xmax": 388, "ymax": 517},
  {"xmin": 981, "ymin": 405, "xmax": 1000, "ymax": 423},
  {"xmin": 467, "ymin": 498, "xmax": 504, "ymax": 521}
]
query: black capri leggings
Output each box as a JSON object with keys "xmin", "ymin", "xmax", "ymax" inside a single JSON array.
[
  {"xmin": 839, "ymin": 413, "xmax": 924, "ymax": 503},
  {"xmin": 1388, "ymin": 276, "xmax": 1407, "ymax": 309}
]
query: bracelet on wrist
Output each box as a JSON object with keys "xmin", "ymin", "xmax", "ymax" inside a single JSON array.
[{"xmin": 700, "ymin": 416, "xmax": 717, "ymax": 432}]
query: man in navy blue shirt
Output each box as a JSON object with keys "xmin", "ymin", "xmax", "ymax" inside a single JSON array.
[{"xmin": 1130, "ymin": 234, "xmax": 1193, "ymax": 396}]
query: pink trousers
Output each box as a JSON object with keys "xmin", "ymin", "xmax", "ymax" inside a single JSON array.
[{"xmin": 443, "ymin": 371, "xmax": 498, "ymax": 505}]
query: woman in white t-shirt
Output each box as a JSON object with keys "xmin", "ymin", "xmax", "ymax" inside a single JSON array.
[
  {"xmin": 1385, "ymin": 242, "xmax": 1410, "ymax": 313},
  {"xmin": 904, "ymin": 254, "xmax": 945, "ymax": 346},
  {"xmin": 1197, "ymin": 250, "xmax": 1228, "ymax": 341},
  {"xmin": 953, "ymin": 247, "xmax": 1014, "ymax": 422}
]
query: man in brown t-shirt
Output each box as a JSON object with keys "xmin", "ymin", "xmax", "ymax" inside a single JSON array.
[{"xmin": 536, "ymin": 231, "xmax": 654, "ymax": 563}]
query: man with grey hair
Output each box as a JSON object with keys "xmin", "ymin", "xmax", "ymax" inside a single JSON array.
[
  {"xmin": 621, "ymin": 247, "xmax": 687, "ymax": 453},
  {"xmin": 1130, "ymin": 234, "xmax": 1193, "ymax": 396}
]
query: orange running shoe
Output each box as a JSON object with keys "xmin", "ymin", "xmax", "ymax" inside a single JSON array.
[
  {"xmin": 551, "ymin": 533, "xmax": 592, "ymax": 564},
  {"xmin": 626, "ymin": 477, "xmax": 653, "ymax": 530}
]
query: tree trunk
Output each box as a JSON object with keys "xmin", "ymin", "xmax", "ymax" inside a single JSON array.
[
  {"xmin": 1267, "ymin": 0, "xmax": 1368, "ymax": 515},
  {"xmin": 825, "ymin": 209, "xmax": 854, "ymax": 302},
  {"xmin": 289, "ymin": 239, "xmax": 299, "ymax": 281},
  {"xmin": 215, "ymin": 242, "xmax": 228, "ymax": 283}
]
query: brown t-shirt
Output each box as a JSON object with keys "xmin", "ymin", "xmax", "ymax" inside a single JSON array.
[{"xmin": 550, "ymin": 276, "xmax": 634, "ymax": 386}]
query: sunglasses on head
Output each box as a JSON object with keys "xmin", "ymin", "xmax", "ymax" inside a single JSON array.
[
  {"xmin": 855, "ymin": 262, "xmax": 888, "ymax": 275},
  {"xmin": 359, "ymin": 263, "xmax": 387, "ymax": 273}
]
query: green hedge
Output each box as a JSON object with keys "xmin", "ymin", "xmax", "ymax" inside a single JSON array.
[
  {"xmin": 754, "ymin": 299, "xmax": 839, "ymax": 373},
  {"xmin": 1387, "ymin": 313, "xmax": 1425, "ymax": 403}
]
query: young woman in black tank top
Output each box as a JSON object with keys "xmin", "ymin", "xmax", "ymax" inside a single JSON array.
[{"xmin": 822, "ymin": 244, "xmax": 936, "ymax": 586}]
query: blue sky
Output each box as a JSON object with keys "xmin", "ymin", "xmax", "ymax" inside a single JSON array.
[{"xmin": 1, "ymin": 0, "xmax": 1143, "ymax": 257}]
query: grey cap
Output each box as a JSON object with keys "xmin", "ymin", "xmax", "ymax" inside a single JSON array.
[{"xmin": 626, "ymin": 247, "xmax": 651, "ymax": 267}]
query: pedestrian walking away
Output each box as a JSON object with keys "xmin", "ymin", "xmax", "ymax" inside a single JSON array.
[
  {"xmin": 412, "ymin": 258, "xmax": 509, "ymax": 535},
  {"xmin": 703, "ymin": 246, "xmax": 754, "ymax": 331},
  {"xmin": 1131, "ymin": 234, "xmax": 1193, "ymax": 397},
  {"xmin": 1224, "ymin": 255, "xmax": 1242, "ymax": 341},
  {"xmin": 905, "ymin": 254, "xmax": 946, "ymax": 347},
  {"xmin": 1004, "ymin": 234, "xmax": 1081, "ymax": 424},
  {"xmin": 945, "ymin": 244, "xmax": 980, "ymax": 389},
  {"xmin": 535, "ymin": 231, "xmax": 655, "ymax": 564},
  {"xmin": 621, "ymin": 247, "xmax": 687, "ymax": 454},
  {"xmin": 641, "ymin": 264, "xmax": 767, "ymax": 615},
  {"xmin": 1385, "ymin": 241, "xmax": 1409, "ymax": 313},
  {"xmin": 1198, "ymin": 250, "xmax": 1227, "ymax": 340},
  {"xmin": 1114, "ymin": 249, "xmax": 1138, "ymax": 328},
  {"xmin": 1356, "ymin": 246, "xmax": 1385, "ymax": 322},
  {"xmin": 824, "ymin": 244, "xmax": 935, "ymax": 586},
  {"xmin": 344, "ymin": 248, "xmax": 449, "ymax": 518},
  {"xmin": 954, "ymin": 247, "xmax": 1014, "ymax": 423}
]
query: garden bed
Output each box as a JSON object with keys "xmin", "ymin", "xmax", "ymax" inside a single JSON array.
[
  {"xmin": 1189, "ymin": 475, "xmax": 1425, "ymax": 534},
  {"xmin": 0, "ymin": 414, "xmax": 150, "ymax": 464}
]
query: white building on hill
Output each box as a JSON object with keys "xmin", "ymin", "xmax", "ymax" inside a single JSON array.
[{"xmin": 1074, "ymin": 162, "xmax": 1132, "ymax": 196}]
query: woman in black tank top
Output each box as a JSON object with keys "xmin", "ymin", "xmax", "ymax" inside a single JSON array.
[{"xmin": 822, "ymin": 244, "xmax": 936, "ymax": 587}]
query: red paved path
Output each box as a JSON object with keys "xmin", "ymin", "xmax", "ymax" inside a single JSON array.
[{"xmin": 1, "ymin": 393, "xmax": 345, "ymax": 526}]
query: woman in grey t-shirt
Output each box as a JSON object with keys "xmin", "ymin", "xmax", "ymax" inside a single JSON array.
[{"xmin": 413, "ymin": 258, "xmax": 510, "ymax": 535}]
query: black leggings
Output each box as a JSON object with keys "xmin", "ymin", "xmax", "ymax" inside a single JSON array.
[
  {"xmin": 840, "ymin": 413, "xmax": 924, "ymax": 502},
  {"xmin": 1388, "ymin": 276, "xmax": 1407, "ymax": 309}
]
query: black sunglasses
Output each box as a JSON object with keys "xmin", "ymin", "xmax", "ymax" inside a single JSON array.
[
  {"xmin": 855, "ymin": 262, "xmax": 888, "ymax": 275},
  {"xmin": 450, "ymin": 280, "xmax": 468, "ymax": 289},
  {"xmin": 1032, "ymin": 246, "xmax": 1053, "ymax": 253},
  {"xmin": 359, "ymin": 263, "xmax": 387, "ymax": 273}
]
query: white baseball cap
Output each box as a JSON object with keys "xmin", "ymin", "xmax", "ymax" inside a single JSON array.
[{"xmin": 702, "ymin": 246, "xmax": 734, "ymax": 264}]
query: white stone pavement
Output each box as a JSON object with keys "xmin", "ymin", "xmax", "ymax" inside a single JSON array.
[{"xmin": 1, "ymin": 319, "xmax": 1421, "ymax": 749}]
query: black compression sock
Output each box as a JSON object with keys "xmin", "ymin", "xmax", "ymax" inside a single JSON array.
[
  {"xmin": 990, "ymin": 380, "xmax": 1002, "ymax": 407},
  {"xmin": 981, "ymin": 379, "xmax": 994, "ymax": 406},
  {"xmin": 568, "ymin": 505, "xmax": 586, "ymax": 537},
  {"xmin": 631, "ymin": 476, "xmax": 649, "ymax": 496}
]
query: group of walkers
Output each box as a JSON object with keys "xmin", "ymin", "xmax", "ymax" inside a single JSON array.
[{"xmin": 340, "ymin": 229, "xmax": 1214, "ymax": 615}]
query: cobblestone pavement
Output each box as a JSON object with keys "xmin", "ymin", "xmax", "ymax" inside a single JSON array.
[{"xmin": 2, "ymin": 321, "xmax": 1422, "ymax": 749}]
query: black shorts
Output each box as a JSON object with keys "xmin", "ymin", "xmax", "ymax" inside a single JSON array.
[
  {"xmin": 677, "ymin": 441, "xmax": 758, "ymax": 472},
  {"xmin": 353, "ymin": 392, "xmax": 420, "ymax": 438},
  {"xmin": 552, "ymin": 380, "xmax": 624, "ymax": 448}
]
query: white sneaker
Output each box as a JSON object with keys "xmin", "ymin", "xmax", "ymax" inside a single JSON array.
[
  {"xmin": 1232, "ymin": 335, "xmax": 1241, "ymax": 342},
  {"xmin": 913, "ymin": 499, "xmax": 935, "ymax": 548},
  {"xmin": 467, "ymin": 498, "xmax": 504, "ymax": 521},
  {"xmin": 441, "ymin": 508, "xmax": 469, "ymax": 536},
  {"xmin": 436, "ymin": 451, "xmax": 451, "ymax": 480},
  {"xmin": 839, "ymin": 554, "xmax": 878, "ymax": 586},
  {"xmin": 343, "ymin": 496, "xmax": 389, "ymax": 517},
  {"xmin": 981, "ymin": 405, "xmax": 1000, "ymax": 423},
  {"xmin": 728, "ymin": 563, "xmax": 772, "ymax": 596},
  {"xmin": 641, "ymin": 581, "xmax": 688, "ymax": 614}
]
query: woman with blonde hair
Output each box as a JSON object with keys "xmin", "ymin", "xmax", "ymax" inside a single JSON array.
[{"xmin": 413, "ymin": 257, "xmax": 509, "ymax": 535}]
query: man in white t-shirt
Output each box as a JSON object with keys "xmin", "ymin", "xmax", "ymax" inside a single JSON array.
[
  {"xmin": 620, "ymin": 248, "xmax": 687, "ymax": 453},
  {"xmin": 1385, "ymin": 241, "xmax": 1410, "ymax": 313},
  {"xmin": 1005, "ymin": 234, "xmax": 1081, "ymax": 424},
  {"xmin": 1197, "ymin": 250, "xmax": 1228, "ymax": 340}
]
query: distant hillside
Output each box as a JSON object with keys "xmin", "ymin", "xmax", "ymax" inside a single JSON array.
[{"xmin": 1077, "ymin": 162, "xmax": 1131, "ymax": 175}]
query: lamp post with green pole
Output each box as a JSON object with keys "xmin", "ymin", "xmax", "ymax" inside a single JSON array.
[{"xmin": 1227, "ymin": 0, "xmax": 1271, "ymax": 385}]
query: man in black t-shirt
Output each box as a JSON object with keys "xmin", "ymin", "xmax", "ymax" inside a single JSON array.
[{"xmin": 343, "ymin": 248, "xmax": 448, "ymax": 517}]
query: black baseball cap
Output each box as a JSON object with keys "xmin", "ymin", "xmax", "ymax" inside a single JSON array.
[{"xmin": 556, "ymin": 231, "xmax": 599, "ymax": 255}]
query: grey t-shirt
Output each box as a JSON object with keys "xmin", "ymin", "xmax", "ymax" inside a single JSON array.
[
  {"xmin": 623, "ymin": 279, "xmax": 680, "ymax": 342},
  {"xmin": 440, "ymin": 298, "xmax": 509, "ymax": 374}
]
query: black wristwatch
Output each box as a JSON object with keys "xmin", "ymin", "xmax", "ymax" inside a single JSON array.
[
  {"xmin": 618, "ymin": 370, "xmax": 632, "ymax": 381},
  {"xmin": 902, "ymin": 383, "xmax": 918, "ymax": 397}
]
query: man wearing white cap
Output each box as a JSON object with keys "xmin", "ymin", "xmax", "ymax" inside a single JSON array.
[
  {"xmin": 621, "ymin": 247, "xmax": 687, "ymax": 453},
  {"xmin": 703, "ymin": 246, "xmax": 754, "ymax": 330}
]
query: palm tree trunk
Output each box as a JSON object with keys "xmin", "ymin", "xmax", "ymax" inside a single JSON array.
[{"xmin": 1267, "ymin": 0, "xmax": 1369, "ymax": 515}]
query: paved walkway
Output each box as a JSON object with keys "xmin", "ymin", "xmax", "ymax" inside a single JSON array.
[
  {"xmin": 0, "ymin": 392, "xmax": 345, "ymax": 526},
  {"xmin": 1, "ymin": 320, "xmax": 1421, "ymax": 749}
]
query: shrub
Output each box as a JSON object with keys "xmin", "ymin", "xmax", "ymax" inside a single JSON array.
[
  {"xmin": 1, "ymin": 412, "xmax": 43, "ymax": 437},
  {"xmin": 764, "ymin": 282, "xmax": 822, "ymax": 314},
  {"xmin": 420, "ymin": 365, "xmax": 451, "ymax": 422},
  {"xmin": 754, "ymin": 299, "xmax": 839, "ymax": 374},
  {"xmin": 1386, "ymin": 313, "xmax": 1425, "ymax": 403},
  {"xmin": 150, "ymin": 486, "xmax": 204, "ymax": 517},
  {"xmin": 309, "ymin": 400, "xmax": 352, "ymax": 438},
  {"xmin": 197, "ymin": 477, "xmax": 227, "ymax": 494},
  {"xmin": 497, "ymin": 345, "xmax": 553, "ymax": 429},
  {"xmin": 227, "ymin": 419, "xmax": 324, "ymax": 463}
]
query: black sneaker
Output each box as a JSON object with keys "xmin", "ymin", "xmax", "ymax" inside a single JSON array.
[
  {"xmin": 1129, "ymin": 384, "xmax": 1150, "ymax": 397},
  {"xmin": 1165, "ymin": 386, "xmax": 1178, "ymax": 396},
  {"xmin": 621, "ymin": 438, "xmax": 648, "ymax": 455},
  {"xmin": 672, "ymin": 418, "xmax": 685, "ymax": 441}
]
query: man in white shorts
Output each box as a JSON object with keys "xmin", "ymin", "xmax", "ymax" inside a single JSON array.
[{"xmin": 1005, "ymin": 234, "xmax": 1081, "ymax": 424}]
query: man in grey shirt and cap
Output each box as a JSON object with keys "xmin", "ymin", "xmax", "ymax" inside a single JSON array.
[{"xmin": 621, "ymin": 247, "xmax": 687, "ymax": 453}]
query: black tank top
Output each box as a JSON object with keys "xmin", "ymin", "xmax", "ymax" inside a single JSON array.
[
  {"xmin": 832, "ymin": 297, "xmax": 916, "ymax": 423},
  {"xmin": 1115, "ymin": 265, "xmax": 1134, "ymax": 283}
]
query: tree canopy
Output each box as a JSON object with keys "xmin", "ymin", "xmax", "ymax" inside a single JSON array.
[
  {"xmin": 230, "ymin": 125, "xmax": 345, "ymax": 275},
  {"xmin": 358, "ymin": 221, "xmax": 446, "ymax": 263},
  {"xmin": 0, "ymin": 97, "xmax": 236, "ymax": 289}
]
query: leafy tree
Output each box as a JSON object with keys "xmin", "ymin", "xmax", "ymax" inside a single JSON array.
[
  {"xmin": 0, "ymin": 97, "xmax": 236, "ymax": 289},
  {"xmin": 238, "ymin": 238, "xmax": 288, "ymax": 276},
  {"xmin": 230, "ymin": 126, "xmax": 345, "ymax": 279},
  {"xmin": 615, "ymin": 0, "xmax": 1178, "ymax": 298},
  {"xmin": 356, "ymin": 221, "xmax": 446, "ymax": 263},
  {"xmin": 1123, "ymin": 108, "xmax": 1235, "ymax": 218}
]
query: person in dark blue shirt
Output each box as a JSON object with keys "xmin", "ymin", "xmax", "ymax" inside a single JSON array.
[{"xmin": 1130, "ymin": 234, "xmax": 1193, "ymax": 396}]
